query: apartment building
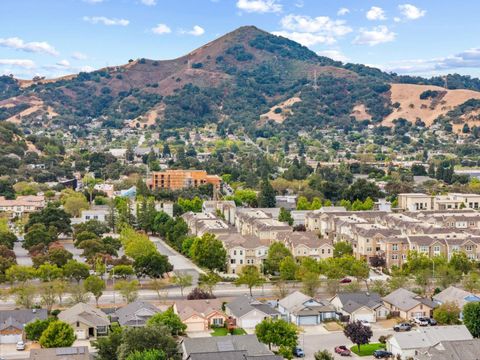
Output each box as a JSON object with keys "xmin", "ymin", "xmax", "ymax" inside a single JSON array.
[
  {"xmin": 148, "ymin": 169, "xmax": 221, "ymax": 191},
  {"xmin": 275, "ymin": 231, "xmax": 334, "ymax": 259},
  {"xmin": 0, "ymin": 195, "xmax": 46, "ymax": 217},
  {"xmin": 398, "ymin": 193, "xmax": 480, "ymax": 211}
]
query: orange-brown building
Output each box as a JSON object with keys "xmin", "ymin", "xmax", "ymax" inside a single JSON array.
[{"xmin": 149, "ymin": 170, "xmax": 221, "ymax": 191}]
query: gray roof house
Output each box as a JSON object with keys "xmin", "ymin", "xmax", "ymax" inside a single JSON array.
[
  {"xmin": 225, "ymin": 296, "xmax": 280, "ymax": 329},
  {"xmin": 58, "ymin": 303, "xmax": 110, "ymax": 340},
  {"xmin": 0, "ymin": 309, "xmax": 48, "ymax": 344},
  {"xmin": 278, "ymin": 291, "xmax": 337, "ymax": 326},
  {"xmin": 330, "ymin": 292, "xmax": 389, "ymax": 323},
  {"xmin": 414, "ymin": 339, "xmax": 480, "ymax": 360},
  {"xmin": 433, "ymin": 286, "xmax": 480, "ymax": 319},
  {"xmin": 181, "ymin": 334, "xmax": 282, "ymax": 360},
  {"xmin": 383, "ymin": 288, "xmax": 438, "ymax": 320},
  {"xmin": 386, "ymin": 325, "xmax": 473, "ymax": 359},
  {"xmin": 29, "ymin": 346, "xmax": 90, "ymax": 360},
  {"xmin": 112, "ymin": 301, "xmax": 163, "ymax": 326}
]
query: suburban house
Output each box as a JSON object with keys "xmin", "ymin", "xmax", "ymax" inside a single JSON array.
[
  {"xmin": 225, "ymin": 296, "xmax": 280, "ymax": 329},
  {"xmin": 174, "ymin": 299, "xmax": 227, "ymax": 332},
  {"xmin": 0, "ymin": 309, "xmax": 48, "ymax": 344},
  {"xmin": 112, "ymin": 301, "xmax": 164, "ymax": 327},
  {"xmin": 433, "ymin": 286, "xmax": 480, "ymax": 319},
  {"xmin": 382, "ymin": 288, "xmax": 437, "ymax": 320},
  {"xmin": 386, "ymin": 325, "xmax": 473, "ymax": 359},
  {"xmin": 330, "ymin": 292, "xmax": 389, "ymax": 323},
  {"xmin": 29, "ymin": 347, "xmax": 90, "ymax": 360},
  {"xmin": 275, "ymin": 232, "xmax": 334, "ymax": 259},
  {"xmin": 414, "ymin": 339, "xmax": 480, "ymax": 360},
  {"xmin": 58, "ymin": 303, "xmax": 110, "ymax": 339},
  {"xmin": 181, "ymin": 334, "xmax": 282, "ymax": 360},
  {"xmin": 277, "ymin": 291, "xmax": 336, "ymax": 325},
  {"xmin": 0, "ymin": 195, "xmax": 45, "ymax": 217}
]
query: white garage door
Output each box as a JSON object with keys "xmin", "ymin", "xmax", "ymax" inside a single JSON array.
[
  {"xmin": 298, "ymin": 316, "xmax": 318, "ymax": 326},
  {"xmin": 76, "ymin": 329, "xmax": 87, "ymax": 340},
  {"xmin": 353, "ymin": 313, "xmax": 375, "ymax": 323},
  {"xmin": 241, "ymin": 318, "xmax": 259, "ymax": 329},
  {"xmin": 0, "ymin": 334, "xmax": 22, "ymax": 343},
  {"xmin": 187, "ymin": 321, "xmax": 205, "ymax": 332}
]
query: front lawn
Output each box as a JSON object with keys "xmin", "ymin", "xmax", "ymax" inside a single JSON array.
[
  {"xmin": 211, "ymin": 327, "xmax": 246, "ymax": 336},
  {"xmin": 350, "ymin": 343, "xmax": 386, "ymax": 356}
]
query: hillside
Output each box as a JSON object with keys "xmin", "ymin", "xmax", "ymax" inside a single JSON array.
[{"xmin": 1, "ymin": 26, "xmax": 480, "ymax": 134}]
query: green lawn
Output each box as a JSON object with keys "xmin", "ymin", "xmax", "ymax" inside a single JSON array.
[
  {"xmin": 211, "ymin": 327, "xmax": 246, "ymax": 336},
  {"xmin": 350, "ymin": 343, "xmax": 386, "ymax": 356}
]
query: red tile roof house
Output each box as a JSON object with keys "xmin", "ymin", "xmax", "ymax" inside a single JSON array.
[{"xmin": 174, "ymin": 299, "xmax": 228, "ymax": 332}]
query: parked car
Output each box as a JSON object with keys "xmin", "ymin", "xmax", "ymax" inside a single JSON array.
[
  {"xmin": 427, "ymin": 318, "xmax": 437, "ymax": 326},
  {"xmin": 359, "ymin": 320, "xmax": 371, "ymax": 327},
  {"xmin": 293, "ymin": 347, "xmax": 305, "ymax": 358},
  {"xmin": 16, "ymin": 341, "xmax": 25, "ymax": 351},
  {"xmin": 415, "ymin": 317, "xmax": 429, "ymax": 326},
  {"xmin": 340, "ymin": 278, "xmax": 352, "ymax": 284},
  {"xmin": 373, "ymin": 350, "xmax": 393, "ymax": 359},
  {"xmin": 393, "ymin": 323, "xmax": 412, "ymax": 332},
  {"xmin": 335, "ymin": 345, "xmax": 351, "ymax": 356}
]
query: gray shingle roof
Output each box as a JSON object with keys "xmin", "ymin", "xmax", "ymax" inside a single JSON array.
[
  {"xmin": 0, "ymin": 309, "xmax": 48, "ymax": 331},
  {"xmin": 113, "ymin": 301, "xmax": 162, "ymax": 326},
  {"xmin": 383, "ymin": 288, "xmax": 437, "ymax": 311},
  {"xmin": 226, "ymin": 296, "xmax": 274, "ymax": 318},
  {"xmin": 415, "ymin": 339, "xmax": 480, "ymax": 360},
  {"xmin": 391, "ymin": 325, "xmax": 472, "ymax": 350},
  {"xmin": 335, "ymin": 292, "xmax": 382, "ymax": 313},
  {"xmin": 183, "ymin": 335, "xmax": 273, "ymax": 357}
]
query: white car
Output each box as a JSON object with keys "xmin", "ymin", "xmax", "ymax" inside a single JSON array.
[
  {"xmin": 414, "ymin": 317, "xmax": 429, "ymax": 326},
  {"xmin": 16, "ymin": 341, "xmax": 25, "ymax": 351},
  {"xmin": 359, "ymin": 320, "xmax": 371, "ymax": 327}
]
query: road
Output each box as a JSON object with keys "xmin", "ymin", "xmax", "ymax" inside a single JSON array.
[
  {"xmin": 13, "ymin": 242, "xmax": 32, "ymax": 266},
  {"xmin": 150, "ymin": 235, "xmax": 204, "ymax": 286}
]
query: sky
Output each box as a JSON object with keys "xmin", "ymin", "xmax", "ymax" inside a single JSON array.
[{"xmin": 1, "ymin": 0, "xmax": 479, "ymax": 79}]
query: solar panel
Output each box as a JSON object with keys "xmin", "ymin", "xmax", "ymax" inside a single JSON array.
[
  {"xmin": 217, "ymin": 340, "xmax": 235, "ymax": 352},
  {"xmin": 56, "ymin": 347, "xmax": 77, "ymax": 355}
]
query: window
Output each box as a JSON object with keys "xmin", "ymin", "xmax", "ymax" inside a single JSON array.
[
  {"xmin": 77, "ymin": 321, "xmax": 80, "ymax": 327},
  {"xmin": 392, "ymin": 244, "xmax": 398, "ymax": 251},
  {"xmin": 239, "ymin": 260, "xmax": 243, "ymax": 264},
  {"xmin": 230, "ymin": 259, "xmax": 236, "ymax": 264},
  {"xmin": 97, "ymin": 326, "xmax": 108, "ymax": 334},
  {"xmin": 213, "ymin": 318, "xmax": 223, "ymax": 326},
  {"xmin": 433, "ymin": 246, "xmax": 440, "ymax": 252},
  {"xmin": 322, "ymin": 249, "xmax": 325, "ymax": 254},
  {"xmin": 239, "ymin": 250, "xmax": 243, "ymax": 255},
  {"xmin": 466, "ymin": 245, "xmax": 473, "ymax": 251},
  {"xmin": 233, "ymin": 250, "xmax": 237, "ymax": 256}
]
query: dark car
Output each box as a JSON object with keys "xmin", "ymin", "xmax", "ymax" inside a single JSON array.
[
  {"xmin": 335, "ymin": 345, "xmax": 351, "ymax": 356},
  {"xmin": 427, "ymin": 318, "xmax": 437, "ymax": 326},
  {"xmin": 293, "ymin": 347, "xmax": 305, "ymax": 358},
  {"xmin": 393, "ymin": 323, "xmax": 412, "ymax": 332},
  {"xmin": 340, "ymin": 278, "xmax": 352, "ymax": 283},
  {"xmin": 373, "ymin": 350, "xmax": 393, "ymax": 359}
]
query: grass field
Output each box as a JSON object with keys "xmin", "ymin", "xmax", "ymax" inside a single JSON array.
[
  {"xmin": 350, "ymin": 343, "xmax": 386, "ymax": 356},
  {"xmin": 211, "ymin": 327, "xmax": 247, "ymax": 336}
]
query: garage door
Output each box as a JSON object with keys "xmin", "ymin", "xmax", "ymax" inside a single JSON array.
[
  {"xmin": 353, "ymin": 313, "xmax": 375, "ymax": 323},
  {"xmin": 241, "ymin": 318, "xmax": 259, "ymax": 329},
  {"xmin": 76, "ymin": 329, "xmax": 87, "ymax": 340},
  {"xmin": 0, "ymin": 334, "xmax": 22, "ymax": 343},
  {"xmin": 298, "ymin": 315, "xmax": 318, "ymax": 326},
  {"xmin": 187, "ymin": 321, "xmax": 205, "ymax": 332}
]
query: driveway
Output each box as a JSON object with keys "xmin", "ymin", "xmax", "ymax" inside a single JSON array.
[
  {"xmin": 13, "ymin": 242, "xmax": 32, "ymax": 266},
  {"xmin": 60, "ymin": 240, "xmax": 85, "ymax": 262},
  {"xmin": 150, "ymin": 236, "xmax": 204, "ymax": 286}
]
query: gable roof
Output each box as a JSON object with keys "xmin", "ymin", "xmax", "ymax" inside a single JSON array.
[
  {"xmin": 391, "ymin": 325, "xmax": 473, "ymax": 350},
  {"xmin": 334, "ymin": 292, "xmax": 383, "ymax": 313},
  {"xmin": 175, "ymin": 299, "xmax": 225, "ymax": 321},
  {"xmin": 415, "ymin": 339, "xmax": 480, "ymax": 360},
  {"xmin": 113, "ymin": 301, "xmax": 162, "ymax": 326},
  {"xmin": 0, "ymin": 309, "xmax": 48, "ymax": 331},
  {"xmin": 29, "ymin": 346, "xmax": 90, "ymax": 360},
  {"xmin": 383, "ymin": 288, "xmax": 437, "ymax": 311},
  {"xmin": 226, "ymin": 296, "xmax": 275, "ymax": 318},
  {"xmin": 433, "ymin": 286, "xmax": 480, "ymax": 309},
  {"xmin": 183, "ymin": 334, "xmax": 273, "ymax": 357},
  {"xmin": 58, "ymin": 303, "xmax": 109, "ymax": 327},
  {"xmin": 278, "ymin": 291, "xmax": 312, "ymax": 312}
]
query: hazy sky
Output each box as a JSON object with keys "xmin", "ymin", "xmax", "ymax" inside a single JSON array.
[{"xmin": 1, "ymin": 0, "xmax": 478, "ymax": 79}]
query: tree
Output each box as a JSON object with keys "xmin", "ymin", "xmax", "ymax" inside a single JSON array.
[
  {"xmin": 25, "ymin": 203, "xmax": 71, "ymax": 235},
  {"xmin": 63, "ymin": 260, "xmax": 90, "ymax": 283},
  {"xmin": 93, "ymin": 324, "xmax": 123, "ymax": 360},
  {"xmin": 257, "ymin": 178, "xmax": 276, "ymax": 208},
  {"xmin": 265, "ymin": 242, "xmax": 293, "ymax": 275},
  {"xmin": 0, "ymin": 231, "xmax": 17, "ymax": 249},
  {"xmin": 25, "ymin": 318, "xmax": 53, "ymax": 341},
  {"xmin": 172, "ymin": 272, "xmax": 193, "ymax": 297},
  {"xmin": 235, "ymin": 265, "xmax": 264, "ymax": 296},
  {"xmin": 52, "ymin": 279, "xmax": 68, "ymax": 306},
  {"xmin": 115, "ymin": 280, "xmax": 139, "ymax": 303},
  {"xmin": 370, "ymin": 280, "xmax": 389, "ymax": 297},
  {"xmin": 369, "ymin": 255, "xmax": 386, "ymax": 269},
  {"xmin": 300, "ymin": 271, "xmax": 321, "ymax": 297},
  {"xmin": 147, "ymin": 308, "xmax": 186, "ymax": 336},
  {"xmin": 314, "ymin": 350, "xmax": 335, "ymax": 360},
  {"xmin": 39, "ymin": 321, "xmax": 75, "ymax": 348},
  {"xmin": 62, "ymin": 190, "xmax": 89, "ymax": 217},
  {"xmin": 279, "ymin": 256, "xmax": 298, "ymax": 281},
  {"xmin": 6, "ymin": 265, "xmax": 36, "ymax": 283},
  {"xmin": 39, "ymin": 282, "xmax": 58, "ymax": 311},
  {"xmin": 255, "ymin": 318, "xmax": 298, "ymax": 354},
  {"xmin": 433, "ymin": 302, "xmax": 461, "ymax": 325},
  {"xmin": 279, "ymin": 207, "xmax": 294, "ymax": 226},
  {"xmin": 333, "ymin": 242, "xmax": 353, "ymax": 258},
  {"xmin": 120, "ymin": 227, "xmax": 156, "ymax": 260},
  {"xmin": 449, "ymin": 252, "xmax": 473, "ymax": 274},
  {"xmin": 343, "ymin": 321, "xmax": 373, "ymax": 352},
  {"xmin": 463, "ymin": 302, "xmax": 480, "ymax": 337},
  {"xmin": 44, "ymin": 247, "xmax": 73, "ymax": 267},
  {"xmin": 463, "ymin": 272, "xmax": 480, "ymax": 293},
  {"xmin": 126, "ymin": 349, "xmax": 166, "ymax": 360},
  {"xmin": 117, "ymin": 324, "xmax": 178, "ymax": 360},
  {"xmin": 70, "ymin": 283, "xmax": 90, "ymax": 304},
  {"xmin": 23, "ymin": 223, "xmax": 55, "ymax": 250},
  {"xmin": 10, "ymin": 284, "xmax": 36, "ymax": 308},
  {"xmin": 198, "ymin": 271, "xmax": 221, "ymax": 296},
  {"xmin": 84, "ymin": 275, "xmax": 106, "ymax": 306},
  {"xmin": 36, "ymin": 263, "xmax": 63, "ymax": 282},
  {"xmin": 187, "ymin": 287, "xmax": 215, "ymax": 300},
  {"xmin": 189, "ymin": 233, "xmax": 226, "ymax": 271},
  {"xmin": 112, "ymin": 265, "xmax": 134, "ymax": 279},
  {"xmin": 134, "ymin": 252, "xmax": 173, "ymax": 279}
]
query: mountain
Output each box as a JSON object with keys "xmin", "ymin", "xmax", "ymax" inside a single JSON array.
[{"xmin": 1, "ymin": 26, "xmax": 480, "ymax": 135}]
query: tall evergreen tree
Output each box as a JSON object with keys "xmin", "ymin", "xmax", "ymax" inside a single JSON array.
[{"xmin": 257, "ymin": 178, "xmax": 276, "ymax": 208}]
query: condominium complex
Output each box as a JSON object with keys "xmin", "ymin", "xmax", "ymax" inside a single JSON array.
[
  {"xmin": 0, "ymin": 195, "xmax": 46, "ymax": 217},
  {"xmin": 148, "ymin": 170, "xmax": 221, "ymax": 191},
  {"xmin": 398, "ymin": 193, "xmax": 480, "ymax": 211}
]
